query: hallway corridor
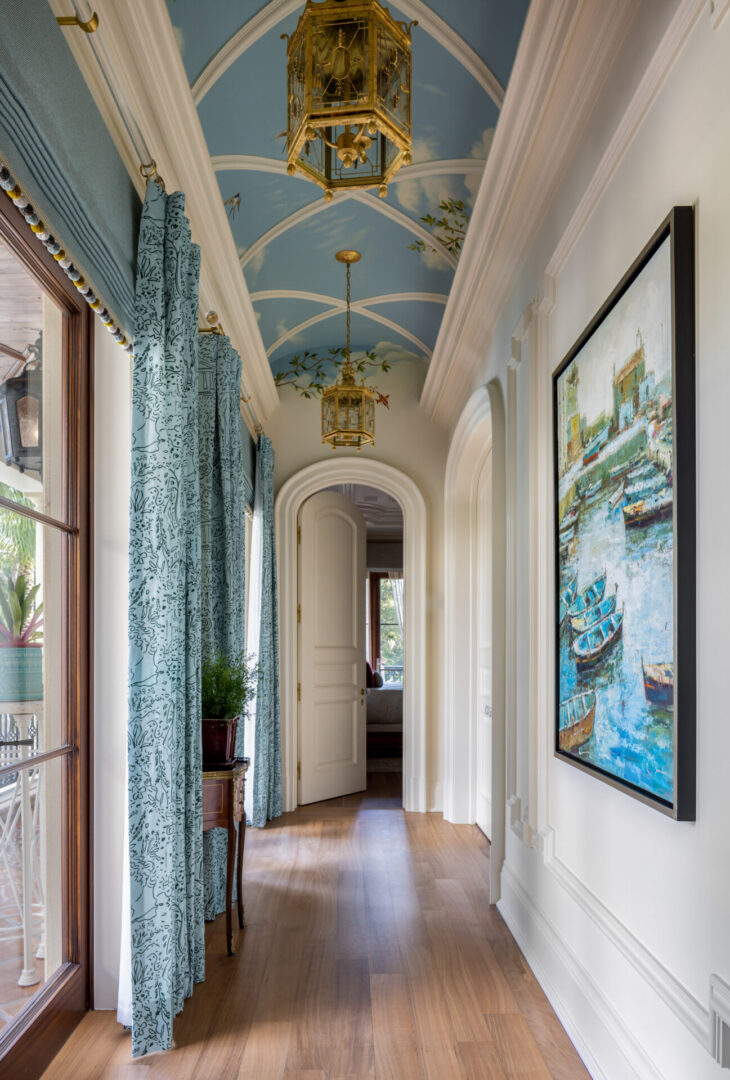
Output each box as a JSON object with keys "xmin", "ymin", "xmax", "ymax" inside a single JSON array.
[{"xmin": 42, "ymin": 787, "xmax": 588, "ymax": 1080}]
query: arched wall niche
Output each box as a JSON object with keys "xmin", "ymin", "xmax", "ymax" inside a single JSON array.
[{"xmin": 443, "ymin": 380, "xmax": 507, "ymax": 901}]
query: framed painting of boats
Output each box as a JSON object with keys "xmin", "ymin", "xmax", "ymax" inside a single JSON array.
[{"xmin": 553, "ymin": 207, "xmax": 696, "ymax": 819}]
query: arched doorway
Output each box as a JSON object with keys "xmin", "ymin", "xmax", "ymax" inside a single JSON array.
[
  {"xmin": 443, "ymin": 383, "xmax": 507, "ymax": 901},
  {"xmin": 276, "ymin": 459, "xmax": 428, "ymax": 813}
]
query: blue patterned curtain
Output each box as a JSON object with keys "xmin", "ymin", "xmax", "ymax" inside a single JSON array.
[
  {"xmin": 198, "ymin": 332, "xmax": 247, "ymax": 918},
  {"xmin": 251, "ymin": 436, "xmax": 282, "ymax": 827},
  {"xmin": 127, "ymin": 182, "xmax": 204, "ymax": 1058}
]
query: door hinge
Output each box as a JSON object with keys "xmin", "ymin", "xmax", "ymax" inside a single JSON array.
[
  {"xmin": 297, "ymin": 525, "xmax": 301, "ymax": 544},
  {"xmin": 297, "ymin": 603, "xmax": 301, "ymax": 623},
  {"xmin": 297, "ymin": 682, "xmax": 301, "ymax": 702},
  {"xmin": 297, "ymin": 762, "xmax": 301, "ymax": 780}
]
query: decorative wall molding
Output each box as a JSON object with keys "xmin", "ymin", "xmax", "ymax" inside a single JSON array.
[
  {"xmin": 192, "ymin": 0, "xmax": 504, "ymax": 108},
  {"xmin": 420, "ymin": 0, "xmax": 640, "ymax": 427},
  {"xmin": 544, "ymin": 848, "xmax": 710, "ymax": 1048},
  {"xmin": 708, "ymin": 0, "xmax": 730, "ymax": 29},
  {"xmin": 499, "ymin": 865, "xmax": 667, "ymax": 1080},
  {"xmin": 276, "ymin": 459, "xmax": 427, "ymax": 814},
  {"xmin": 58, "ymin": 0, "xmax": 279, "ymax": 424},
  {"xmin": 710, "ymin": 975, "xmax": 730, "ymax": 1068}
]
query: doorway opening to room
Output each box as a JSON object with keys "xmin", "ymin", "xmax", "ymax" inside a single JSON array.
[{"xmin": 297, "ymin": 483, "xmax": 404, "ymax": 808}]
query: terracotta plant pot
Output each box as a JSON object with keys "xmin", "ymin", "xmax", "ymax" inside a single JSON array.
[{"xmin": 202, "ymin": 716, "xmax": 239, "ymax": 764}]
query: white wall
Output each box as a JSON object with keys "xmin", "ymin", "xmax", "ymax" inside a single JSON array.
[
  {"xmin": 453, "ymin": 5, "xmax": 730, "ymax": 1078},
  {"xmin": 92, "ymin": 329, "xmax": 131, "ymax": 1008},
  {"xmin": 266, "ymin": 359, "xmax": 449, "ymax": 809}
]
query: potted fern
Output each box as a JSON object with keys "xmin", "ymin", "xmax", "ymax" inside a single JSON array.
[
  {"xmin": 0, "ymin": 573, "xmax": 43, "ymax": 702},
  {"xmin": 201, "ymin": 651, "xmax": 257, "ymax": 763}
]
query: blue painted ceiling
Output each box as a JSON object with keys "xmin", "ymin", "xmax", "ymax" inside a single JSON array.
[{"xmin": 165, "ymin": 0, "xmax": 530, "ymax": 383}]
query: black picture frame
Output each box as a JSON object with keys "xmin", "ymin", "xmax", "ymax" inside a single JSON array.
[{"xmin": 552, "ymin": 206, "xmax": 695, "ymax": 820}]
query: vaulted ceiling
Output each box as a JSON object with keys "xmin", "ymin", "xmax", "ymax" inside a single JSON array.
[{"xmin": 165, "ymin": 0, "xmax": 530, "ymax": 386}]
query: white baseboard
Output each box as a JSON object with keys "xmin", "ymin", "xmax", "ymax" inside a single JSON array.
[{"xmin": 498, "ymin": 864, "xmax": 668, "ymax": 1080}]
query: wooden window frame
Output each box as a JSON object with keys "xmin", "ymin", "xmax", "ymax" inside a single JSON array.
[{"xmin": 0, "ymin": 193, "xmax": 93, "ymax": 1079}]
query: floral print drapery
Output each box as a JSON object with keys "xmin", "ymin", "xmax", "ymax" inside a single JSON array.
[
  {"xmin": 199, "ymin": 332, "xmax": 247, "ymax": 918},
  {"xmin": 127, "ymin": 182, "xmax": 205, "ymax": 1057},
  {"xmin": 251, "ymin": 436, "xmax": 282, "ymax": 827}
]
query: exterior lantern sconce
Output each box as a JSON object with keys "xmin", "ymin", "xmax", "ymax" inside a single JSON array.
[{"xmin": 0, "ymin": 368, "xmax": 42, "ymax": 476}]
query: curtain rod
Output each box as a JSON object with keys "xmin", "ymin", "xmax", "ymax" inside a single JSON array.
[{"xmin": 58, "ymin": 2, "xmax": 266, "ymax": 437}]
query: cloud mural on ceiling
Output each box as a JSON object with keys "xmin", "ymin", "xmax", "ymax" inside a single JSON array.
[{"xmin": 165, "ymin": 0, "xmax": 530, "ymax": 384}]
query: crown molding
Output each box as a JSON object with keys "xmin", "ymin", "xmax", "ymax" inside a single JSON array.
[
  {"xmin": 420, "ymin": 0, "xmax": 639, "ymax": 428},
  {"xmin": 58, "ymin": 0, "xmax": 279, "ymax": 423},
  {"xmin": 192, "ymin": 0, "xmax": 504, "ymax": 108}
]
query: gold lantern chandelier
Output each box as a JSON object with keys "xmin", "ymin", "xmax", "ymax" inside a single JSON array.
[
  {"xmin": 321, "ymin": 251, "xmax": 376, "ymax": 450},
  {"xmin": 283, "ymin": 0, "xmax": 415, "ymax": 201}
]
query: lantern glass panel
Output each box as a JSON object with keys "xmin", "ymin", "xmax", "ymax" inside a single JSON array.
[{"xmin": 17, "ymin": 396, "xmax": 39, "ymax": 449}]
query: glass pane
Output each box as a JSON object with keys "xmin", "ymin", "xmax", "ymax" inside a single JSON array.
[
  {"xmin": 0, "ymin": 236, "xmax": 64, "ymax": 524},
  {"xmin": 379, "ymin": 578, "xmax": 403, "ymax": 685},
  {"xmin": 0, "ymin": 755, "xmax": 65, "ymax": 1033},
  {"xmin": 0, "ymin": 510, "xmax": 65, "ymax": 752}
]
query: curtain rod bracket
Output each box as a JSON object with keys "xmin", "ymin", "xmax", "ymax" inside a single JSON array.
[
  {"xmin": 199, "ymin": 310, "xmax": 224, "ymax": 335},
  {"xmin": 56, "ymin": 11, "xmax": 99, "ymax": 33}
]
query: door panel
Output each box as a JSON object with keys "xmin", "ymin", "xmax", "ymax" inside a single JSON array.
[{"xmin": 299, "ymin": 492, "xmax": 366, "ymax": 804}]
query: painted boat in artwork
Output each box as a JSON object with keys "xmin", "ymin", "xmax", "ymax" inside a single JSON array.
[
  {"xmin": 608, "ymin": 484, "xmax": 625, "ymax": 511},
  {"xmin": 573, "ymin": 609, "xmax": 623, "ymax": 666},
  {"xmin": 624, "ymin": 471, "xmax": 666, "ymax": 501},
  {"xmin": 622, "ymin": 488, "xmax": 673, "ymax": 527},
  {"xmin": 569, "ymin": 593, "xmax": 617, "ymax": 636},
  {"xmin": 642, "ymin": 660, "xmax": 674, "ymax": 706},
  {"xmin": 584, "ymin": 479, "xmax": 602, "ymax": 500},
  {"xmin": 559, "ymin": 574, "xmax": 578, "ymax": 625},
  {"xmin": 626, "ymin": 460, "xmax": 657, "ymax": 483},
  {"xmin": 567, "ymin": 571, "xmax": 606, "ymax": 618},
  {"xmin": 558, "ymin": 690, "xmax": 596, "ymax": 751},
  {"xmin": 559, "ymin": 522, "xmax": 575, "ymax": 543},
  {"xmin": 608, "ymin": 452, "xmax": 643, "ymax": 480},
  {"xmin": 583, "ymin": 425, "xmax": 610, "ymax": 466},
  {"xmin": 561, "ymin": 505, "xmax": 579, "ymax": 528}
]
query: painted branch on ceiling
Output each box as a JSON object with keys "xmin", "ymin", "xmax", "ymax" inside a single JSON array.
[
  {"xmin": 274, "ymin": 346, "xmax": 391, "ymax": 405},
  {"xmin": 409, "ymin": 198, "xmax": 470, "ymax": 261}
]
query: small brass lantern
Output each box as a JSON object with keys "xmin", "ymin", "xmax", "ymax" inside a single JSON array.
[
  {"xmin": 321, "ymin": 251, "xmax": 376, "ymax": 450},
  {"xmin": 283, "ymin": 0, "xmax": 415, "ymax": 200}
]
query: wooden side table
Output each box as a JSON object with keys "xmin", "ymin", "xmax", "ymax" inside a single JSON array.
[{"xmin": 202, "ymin": 757, "xmax": 249, "ymax": 955}]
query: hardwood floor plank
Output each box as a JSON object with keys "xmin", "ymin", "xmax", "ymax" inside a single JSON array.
[
  {"xmin": 41, "ymin": 783, "xmax": 588, "ymax": 1080},
  {"xmin": 371, "ymin": 973, "xmax": 424, "ymax": 1080}
]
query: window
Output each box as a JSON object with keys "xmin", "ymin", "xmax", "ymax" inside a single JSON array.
[
  {"xmin": 368, "ymin": 572, "xmax": 403, "ymax": 687},
  {"xmin": 0, "ymin": 195, "xmax": 92, "ymax": 1076}
]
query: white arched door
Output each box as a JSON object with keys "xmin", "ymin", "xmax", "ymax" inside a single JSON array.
[{"xmin": 298, "ymin": 491, "xmax": 367, "ymax": 804}]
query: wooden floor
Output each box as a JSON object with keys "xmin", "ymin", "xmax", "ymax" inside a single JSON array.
[{"xmin": 41, "ymin": 773, "xmax": 590, "ymax": 1080}]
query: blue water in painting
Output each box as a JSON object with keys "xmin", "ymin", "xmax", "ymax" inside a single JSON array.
[{"xmin": 559, "ymin": 486, "xmax": 674, "ymax": 802}]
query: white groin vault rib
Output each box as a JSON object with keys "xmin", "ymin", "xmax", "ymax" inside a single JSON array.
[
  {"xmin": 265, "ymin": 297, "xmax": 434, "ymax": 359},
  {"xmin": 234, "ymin": 186, "xmax": 458, "ymax": 272},
  {"xmin": 193, "ymin": 0, "xmax": 505, "ymax": 107},
  {"xmin": 251, "ymin": 290, "xmax": 449, "ymax": 306}
]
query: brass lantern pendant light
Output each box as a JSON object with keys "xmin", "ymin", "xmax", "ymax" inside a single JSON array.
[
  {"xmin": 321, "ymin": 251, "xmax": 376, "ymax": 450},
  {"xmin": 283, "ymin": 0, "xmax": 415, "ymax": 201}
]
